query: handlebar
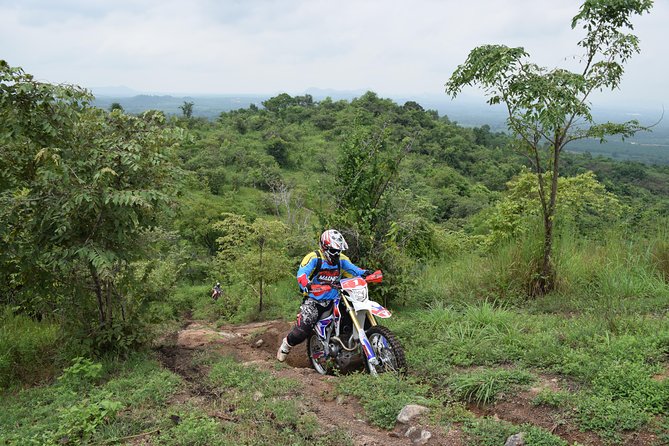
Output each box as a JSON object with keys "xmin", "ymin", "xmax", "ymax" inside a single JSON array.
[{"xmin": 307, "ymin": 270, "xmax": 382, "ymax": 294}]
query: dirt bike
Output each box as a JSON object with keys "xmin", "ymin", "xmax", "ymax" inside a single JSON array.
[
  {"xmin": 211, "ymin": 286, "xmax": 222, "ymax": 301},
  {"xmin": 306, "ymin": 270, "xmax": 407, "ymax": 376}
]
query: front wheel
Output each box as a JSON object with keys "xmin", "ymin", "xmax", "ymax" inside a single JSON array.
[
  {"xmin": 306, "ymin": 334, "xmax": 332, "ymax": 375},
  {"xmin": 366, "ymin": 326, "xmax": 407, "ymax": 375}
]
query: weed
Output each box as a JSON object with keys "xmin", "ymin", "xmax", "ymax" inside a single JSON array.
[
  {"xmin": 158, "ymin": 411, "xmax": 223, "ymax": 446},
  {"xmin": 57, "ymin": 357, "xmax": 103, "ymax": 389},
  {"xmin": 463, "ymin": 417, "xmax": 568, "ymax": 446},
  {"xmin": 574, "ymin": 394, "xmax": 650, "ymax": 442},
  {"xmin": 531, "ymin": 389, "xmax": 573, "ymax": 408},
  {"xmin": 448, "ymin": 368, "xmax": 535, "ymax": 405},
  {"xmin": 336, "ymin": 373, "xmax": 433, "ymax": 429},
  {"xmin": 54, "ymin": 392, "xmax": 123, "ymax": 445},
  {"xmin": 0, "ymin": 308, "xmax": 59, "ymax": 388},
  {"xmin": 208, "ymin": 355, "xmax": 298, "ymax": 397}
]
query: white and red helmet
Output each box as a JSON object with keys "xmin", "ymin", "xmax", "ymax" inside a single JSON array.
[{"xmin": 319, "ymin": 229, "xmax": 348, "ymax": 264}]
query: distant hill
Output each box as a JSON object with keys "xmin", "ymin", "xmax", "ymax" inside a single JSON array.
[
  {"xmin": 92, "ymin": 94, "xmax": 268, "ymax": 117},
  {"xmin": 92, "ymin": 92, "xmax": 669, "ymax": 164}
]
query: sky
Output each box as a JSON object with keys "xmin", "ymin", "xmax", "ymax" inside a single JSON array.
[{"xmin": 1, "ymin": 0, "xmax": 667, "ymax": 109}]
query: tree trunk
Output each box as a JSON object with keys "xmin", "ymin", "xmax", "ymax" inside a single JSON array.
[
  {"xmin": 105, "ymin": 279, "xmax": 113, "ymax": 326},
  {"xmin": 534, "ymin": 139, "xmax": 562, "ymax": 296},
  {"xmin": 536, "ymin": 213, "xmax": 555, "ymax": 296},
  {"xmin": 89, "ymin": 264, "xmax": 106, "ymax": 327},
  {"xmin": 258, "ymin": 243, "xmax": 264, "ymax": 313}
]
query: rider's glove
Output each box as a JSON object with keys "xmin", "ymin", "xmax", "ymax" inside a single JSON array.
[{"xmin": 361, "ymin": 270, "xmax": 372, "ymax": 279}]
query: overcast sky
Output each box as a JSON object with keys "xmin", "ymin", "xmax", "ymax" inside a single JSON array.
[{"xmin": 1, "ymin": 0, "xmax": 667, "ymax": 109}]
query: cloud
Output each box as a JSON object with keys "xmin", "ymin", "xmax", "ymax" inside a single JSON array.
[{"xmin": 0, "ymin": 0, "xmax": 665, "ymax": 107}]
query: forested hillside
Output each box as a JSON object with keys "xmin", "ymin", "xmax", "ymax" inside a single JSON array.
[{"xmin": 2, "ymin": 60, "xmax": 669, "ymax": 445}]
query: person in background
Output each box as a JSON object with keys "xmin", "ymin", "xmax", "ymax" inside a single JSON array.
[
  {"xmin": 211, "ymin": 282, "xmax": 222, "ymax": 300},
  {"xmin": 277, "ymin": 229, "xmax": 371, "ymax": 362}
]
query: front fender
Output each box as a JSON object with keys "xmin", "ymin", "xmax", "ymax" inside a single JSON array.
[{"xmin": 351, "ymin": 300, "xmax": 392, "ymax": 318}]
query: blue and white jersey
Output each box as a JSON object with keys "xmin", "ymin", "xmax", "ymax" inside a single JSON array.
[{"xmin": 296, "ymin": 250, "xmax": 365, "ymax": 301}]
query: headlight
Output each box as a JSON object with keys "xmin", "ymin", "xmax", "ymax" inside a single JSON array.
[{"xmin": 346, "ymin": 288, "xmax": 368, "ymax": 302}]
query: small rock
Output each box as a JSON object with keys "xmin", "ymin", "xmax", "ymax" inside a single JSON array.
[
  {"xmin": 253, "ymin": 391, "xmax": 263, "ymax": 402},
  {"xmin": 405, "ymin": 426, "xmax": 419, "ymax": 438},
  {"xmin": 254, "ymin": 339, "xmax": 264, "ymax": 348},
  {"xmin": 505, "ymin": 432, "xmax": 525, "ymax": 446},
  {"xmin": 388, "ymin": 432, "xmax": 400, "ymax": 438},
  {"xmin": 336, "ymin": 394, "xmax": 346, "ymax": 405},
  {"xmin": 405, "ymin": 426, "xmax": 432, "ymax": 445},
  {"xmin": 418, "ymin": 430, "xmax": 432, "ymax": 445},
  {"xmin": 397, "ymin": 404, "xmax": 430, "ymax": 424}
]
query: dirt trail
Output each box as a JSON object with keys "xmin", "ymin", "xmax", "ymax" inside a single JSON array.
[
  {"xmin": 154, "ymin": 319, "xmax": 661, "ymax": 446},
  {"xmin": 154, "ymin": 319, "xmax": 457, "ymax": 446}
]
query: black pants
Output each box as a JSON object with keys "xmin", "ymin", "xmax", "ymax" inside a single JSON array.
[{"xmin": 286, "ymin": 298, "xmax": 334, "ymax": 347}]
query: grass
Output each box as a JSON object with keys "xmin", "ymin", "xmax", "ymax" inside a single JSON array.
[
  {"xmin": 448, "ymin": 368, "xmax": 535, "ymax": 404},
  {"xmin": 386, "ymin": 227, "xmax": 669, "ymax": 443},
  {"xmin": 463, "ymin": 417, "xmax": 568, "ymax": 446},
  {"xmin": 0, "ymin": 308, "xmax": 60, "ymax": 389},
  {"xmin": 0, "ymin": 351, "xmax": 352, "ymax": 446},
  {"xmin": 336, "ymin": 373, "xmax": 435, "ymax": 429},
  {"xmin": 3, "ymin": 222, "xmax": 668, "ymax": 444}
]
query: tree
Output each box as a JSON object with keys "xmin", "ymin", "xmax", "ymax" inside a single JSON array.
[
  {"xmin": 109, "ymin": 102, "xmax": 124, "ymax": 112},
  {"xmin": 214, "ymin": 214, "xmax": 289, "ymax": 313},
  {"xmin": 180, "ymin": 101, "xmax": 194, "ymax": 119},
  {"xmin": 0, "ymin": 61, "xmax": 184, "ymax": 350},
  {"xmin": 445, "ymin": 0, "xmax": 652, "ymax": 295}
]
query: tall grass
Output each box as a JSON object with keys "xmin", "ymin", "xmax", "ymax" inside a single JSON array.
[{"xmin": 0, "ymin": 309, "xmax": 60, "ymax": 388}]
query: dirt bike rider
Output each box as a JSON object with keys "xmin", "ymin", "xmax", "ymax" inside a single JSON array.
[
  {"xmin": 211, "ymin": 282, "xmax": 222, "ymax": 300},
  {"xmin": 277, "ymin": 229, "xmax": 372, "ymax": 362}
]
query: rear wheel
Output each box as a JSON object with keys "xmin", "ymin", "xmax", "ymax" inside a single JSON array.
[
  {"xmin": 306, "ymin": 334, "xmax": 332, "ymax": 375},
  {"xmin": 365, "ymin": 326, "xmax": 407, "ymax": 375}
]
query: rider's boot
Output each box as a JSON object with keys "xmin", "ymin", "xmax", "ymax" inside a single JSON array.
[{"xmin": 276, "ymin": 337, "xmax": 292, "ymax": 362}]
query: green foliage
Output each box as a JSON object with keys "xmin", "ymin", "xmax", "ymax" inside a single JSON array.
[
  {"xmin": 214, "ymin": 213, "xmax": 291, "ymax": 315},
  {"xmin": 1, "ymin": 61, "xmax": 185, "ymax": 353},
  {"xmin": 446, "ymin": 0, "xmax": 653, "ymax": 295},
  {"xmin": 531, "ymin": 389, "xmax": 574, "ymax": 408},
  {"xmin": 574, "ymin": 394, "xmax": 650, "ymax": 442},
  {"xmin": 158, "ymin": 412, "xmax": 223, "ymax": 446},
  {"xmin": 57, "ymin": 357, "xmax": 103, "ymax": 389},
  {"xmin": 180, "ymin": 101, "xmax": 194, "ymax": 119},
  {"xmin": 463, "ymin": 417, "xmax": 568, "ymax": 446},
  {"xmin": 448, "ymin": 368, "xmax": 535, "ymax": 404},
  {"xmin": 0, "ymin": 354, "xmax": 181, "ymax": 446},
  {"xmin": 474, "ymin": 170, "xmax": 625, "ymax": 244},
  {"xmin": 55, "ymin": 392, "xmax": 123, "ymax": 445},
  {"xmin": 591, "ymin": 360, "xmax": 669, "ymax": 414},
  {"xmin": 0, "ymin": 308, "xmax": 59, "ymax": 388},
  {"xmin": 208, "ymin": 355, "xmax": 298, "ymax": 396},
  {"xmin": 336, "ymin": 373, "xmax": 433, "ymax": 429}
]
